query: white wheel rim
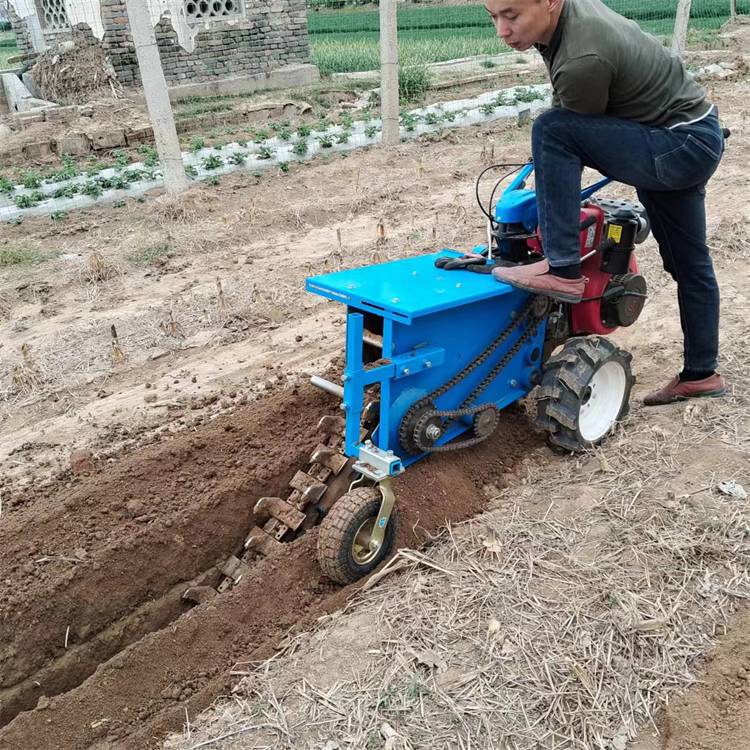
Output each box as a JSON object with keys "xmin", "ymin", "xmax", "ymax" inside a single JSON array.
[{"xmin": 578, "ymin": 360, "xmax": 627, "ymax": 443}]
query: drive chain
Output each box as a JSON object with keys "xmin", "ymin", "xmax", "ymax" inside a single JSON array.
[{"xmin": 407, "ymin": 297, "xmax": 542, "ymax": 453}]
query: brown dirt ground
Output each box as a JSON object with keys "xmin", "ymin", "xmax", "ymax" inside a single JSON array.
[{"xmin": 1, "ymin": 30, "xmax": 749, "ymax": 750}]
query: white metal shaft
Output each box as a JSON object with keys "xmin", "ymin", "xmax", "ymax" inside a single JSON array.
[
  {"xmin": 124, "ymin": 0, "xmax": 188, "ymax": 195},
  {"xmin": 379, "ymin": 0, "xmax": 399, "ymax": 146},
  {"xmin": 310, "ymin": 376, "xmax": 344, "ymax": 399}
]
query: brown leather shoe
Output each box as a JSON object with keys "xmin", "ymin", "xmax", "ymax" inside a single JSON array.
[
  {"xmin": 643, "ymin": 373, "xmax": 726, "ymax": 406},
  {"xmin": 492, "ymin": 259, "xmax": 586, "ymax": 303}
]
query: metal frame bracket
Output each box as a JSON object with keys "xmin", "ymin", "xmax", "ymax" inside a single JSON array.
[{"xmin": 353, "ymin": 441, "xmax": 404, "ymax": 482}]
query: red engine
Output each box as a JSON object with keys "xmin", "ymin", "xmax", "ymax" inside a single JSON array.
[{"xmin": 525, "ymin": 199, "xmax": 648, "ymax": 336}]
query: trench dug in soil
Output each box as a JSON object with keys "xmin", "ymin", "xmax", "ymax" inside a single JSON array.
[{"xmin": 0, "ymin": 379, "xmax": 541, "ymax": 750}]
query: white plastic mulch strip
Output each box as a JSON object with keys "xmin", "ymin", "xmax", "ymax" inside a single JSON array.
[{"xmin": 0, "ymin": 84, "xmax": 551, "ymax": 222}]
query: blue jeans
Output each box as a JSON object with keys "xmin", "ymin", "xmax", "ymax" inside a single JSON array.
[{"xmin": 532, "ymin": 107, "xmax": 724, "ymax": 372}]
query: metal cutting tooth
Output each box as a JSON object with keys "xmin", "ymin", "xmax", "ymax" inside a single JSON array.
[
  {"xmin": 310, "ymin": 444, "xmax": 348, "ymax": 475},
  {"xmin": 318, "ymin": 415, "xmax": 346, "ymax": 436},
  {"xmin": 210, "ymin": 413, "xmax": 371, "ymax": 595},
  {"xmin": 289, "ymin": 470, "xmax": 323, "ymax": 494},
  {"xmin": 244, "ymin": 529, "xmax": 285, "ymax": 556},
  {"xmin": 254, "ymin": 496, "xmax": 306, "ymax": 530},
  {"xmin": 300, "ymin": 481, "xmax": 328, "ymax": 505}
]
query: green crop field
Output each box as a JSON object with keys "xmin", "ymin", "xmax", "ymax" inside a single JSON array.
[
  {"xmin": 0, "ymin": 29, "xmax": 18, "ymax": 70},
  {"xmin": 308, "ymin": 0, "xmax": 749, "ymax": 74}
]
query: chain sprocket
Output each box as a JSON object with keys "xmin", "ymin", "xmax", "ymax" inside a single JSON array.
[{"xmin": 398, "ymin": 296, "xmax": 543, "ymax": 454}]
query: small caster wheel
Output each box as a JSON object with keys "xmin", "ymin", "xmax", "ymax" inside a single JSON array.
[
  {"xmin": 536, "ymin": 335, "xmax": 634, "ymax": 451},
  {"xmin": 317, "ymin": 486, "xmax": 397, "ymax": 584}
]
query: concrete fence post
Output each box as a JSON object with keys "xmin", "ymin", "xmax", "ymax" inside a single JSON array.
[
  {"xmin": 671, "ymin": 0, "xmax": 692, "ymax": 56},
  {"xmin": 123, "ymin": 0, "xmax": 188, "ymax": 195},
  {"xmin": 379, "ymin": 0, "xmax": 399, "ymax": 147}
]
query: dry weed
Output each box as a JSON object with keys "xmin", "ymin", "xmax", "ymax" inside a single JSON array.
[
  {"xmin": 110, "ymin": 325, "xmax": 126, "ymax": 365},
  {"xmin": 710, "ymin": 216, "xmax": 750, "ymax": 260},
  {"xmin": 0, "ymin": 293, "xmax": 13, "ymax": 321},
  {"xmin": 11, "ymin": 343, "xmax": 43, "ymax": 396},
  {"xmin": 81, "ymin": 250, "xmax": 120, "ymax": 284},
  {"xmin": 148, "ymin": 189, "xmax": 211, "ymax": 224}
]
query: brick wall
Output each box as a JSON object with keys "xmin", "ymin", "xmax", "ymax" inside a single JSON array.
[
  {"xmin": 10, "ymin": 0, "xmax": 311, "ymax": 86},
  {"xmin": 101, "ymin": 0, "xmax": 311, "ymax": 86},
  {"xmin": 8, "ymin": 5, "xmax": 34, "ymax": 57}
]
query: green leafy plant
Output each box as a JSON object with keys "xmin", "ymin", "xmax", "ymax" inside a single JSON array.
[
  {"xmin": 318, "ymin": 134, "xmax": 333, "ymax": 148},
  {"xmin": 270, "ymin": 119, "xmax": 290, "ymax": 133},
  {"xmin": 14, "ymin": 190, "xmax": 45, "ymax": 208},
  {"xmin": 48, "ymin": 154, "xmax": 79, "ymax": 183},
  {"xmin": 228, "ymin": 151, "xmax": 248, "ymax": 165},
  {"xmin": 81, "ymin": 181, "xmax": 103, "ymax": 198},
  {"xmin": 336, "ymin": 129, "xmax": 351, "ymax": 144},
  {"xmin": 20, "ymin": 170, "xmax": 42, "ymax": 189},
  {"xmin": 123, "ymin": 168, "xmax": 144, "ymax": 183},
  {"xmin": 400, "ymin": 111, "xmax": 418, "ymax": 132},
  {"xmin": 364, "ymin": 124, "xmax": 379, "ymax": 139},
  {"xmin": 205, "ymin": 175, "xmax": 221, "ymax": 186},
  {"xmin": 514, "ymin": 86, "xmax": 545, "ymax": 103},
  {"xmin": 51, "ymin": 210, "xmax": 68, "ymax": 221},
  {"xmin": 138, "ymin": 145, "xmax": 159, "ymax": 167},
  {"xmin": 278, "ymin": 161, "xmax": 290, "ymax": 173},
  {"xmin": 190, "ymin": 136, "xmax": 206, "ymax": 152},
  {"xmin": 481, "ymin": 58, "xmax": 496, "ymax": 68},
  {"xmin": 339, "ymin": 112, "xmax": 353, "ymax": 129},
  {"xmin": 185, "ymin": 165, "xmax": 198, "ymax": 178},
  {"xmin": 201, "ymin": 154, "xmax": 224, "ymax": 170},
  {"xmin": 0, "ymin": 174, "xmax": 15, "ymax": 194},
  {"xmin": 293, "ymin": 139, "xmax": 308, "ymax": 156},
  {"xmin": 107, "ymin": 173, "xmax": 131, "ymax": 190},
  {"xmin": 84, "ymin": 159, "xmax": 106, "ymax": 176},
  {"xmin": 277, "ymin": 128, "xmax": 293, "ymax": 142},
  {"xmin": 480, "ymin": 102, "xmax": 496, "ymax": 115},
  {"xmin": 52, "ymin": 184, "xmax": 79, "ymax": 199},
  {"xmin": 399, "ymin": 64, "xmax": 432, "ymax": 103},
  {"xmin": 253, "ymin": 129, "xmax": 270, "ymax": 143},
  {"xmin": 297, "ymin": 124, "xmax": 312, "ymax": 138},
  {"xmin": 257, "ymin": 145, "xmax": 275, "ymax": 160},
  {"xmin": 112, "ymin": 149, "xmax": 130, "ymax": 170},
  {"xmin": 424, "ymin": 111, "xmax": 441, "ymax": 125}
]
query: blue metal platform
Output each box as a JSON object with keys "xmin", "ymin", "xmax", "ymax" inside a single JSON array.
[
  {"xmin": 306, "ymin": 251, "xmax": 546, "ymax": 469},
  {"xmin": 305, "ymin": 251, "xmax": 518, "ymax": 323}
]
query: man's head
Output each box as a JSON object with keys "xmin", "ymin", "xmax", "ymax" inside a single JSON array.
[{"xmin": 484, "ymin": 0, "xmax": 564, "ymax": 51}]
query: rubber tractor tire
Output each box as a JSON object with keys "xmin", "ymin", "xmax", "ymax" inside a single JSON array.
[
  {"xmin": 536, "ymin": 335, "xmax": 634, "ymax": 452},
  {"xmin": 317, "ymin": 487, "xmax": 397, "ymax": 585}
]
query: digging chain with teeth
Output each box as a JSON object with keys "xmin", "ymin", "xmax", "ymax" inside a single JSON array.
[
  {"xmin": 401, "ymin": 296, "xmax": 544, "ymax": 453},
  {"xmin": 214, "ymin": 415, "xmax": 361, "ymax": 593},
  {"xmin": 210, "ymin": 296, "xmax": 546, "ymax": 594}
]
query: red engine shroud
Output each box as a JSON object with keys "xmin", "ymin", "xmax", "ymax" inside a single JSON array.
[{"xmin": 527, "ymin": 205, "xmax": 639, "ymax": 336}]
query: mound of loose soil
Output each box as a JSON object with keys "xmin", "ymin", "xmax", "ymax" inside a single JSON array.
[{"xmin": 0, "ymin": 378, "xmax": 541, "ymax": 749}]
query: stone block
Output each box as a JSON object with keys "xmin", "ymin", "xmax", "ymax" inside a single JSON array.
[
  {"xmin": 55, "ymin": 132, "xmax": 90, "ymax": 156},
  {"xmin": 44, "ymin": 105, "xmax": 78, "ymax": 123},
  {"xmin": 24, "ymin": 140, "xmax": 53, "ymax": 160},
  {"xmin": 15, "ymin": 111, "xmax": 45, "ymax": 126},
  {"xmin": 88, "ymin": 128, "xmax": 127, "ymax": 150},
  {"xmin": 125, "ymin": 124, "xmax": 154, "ymax": 144}
]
